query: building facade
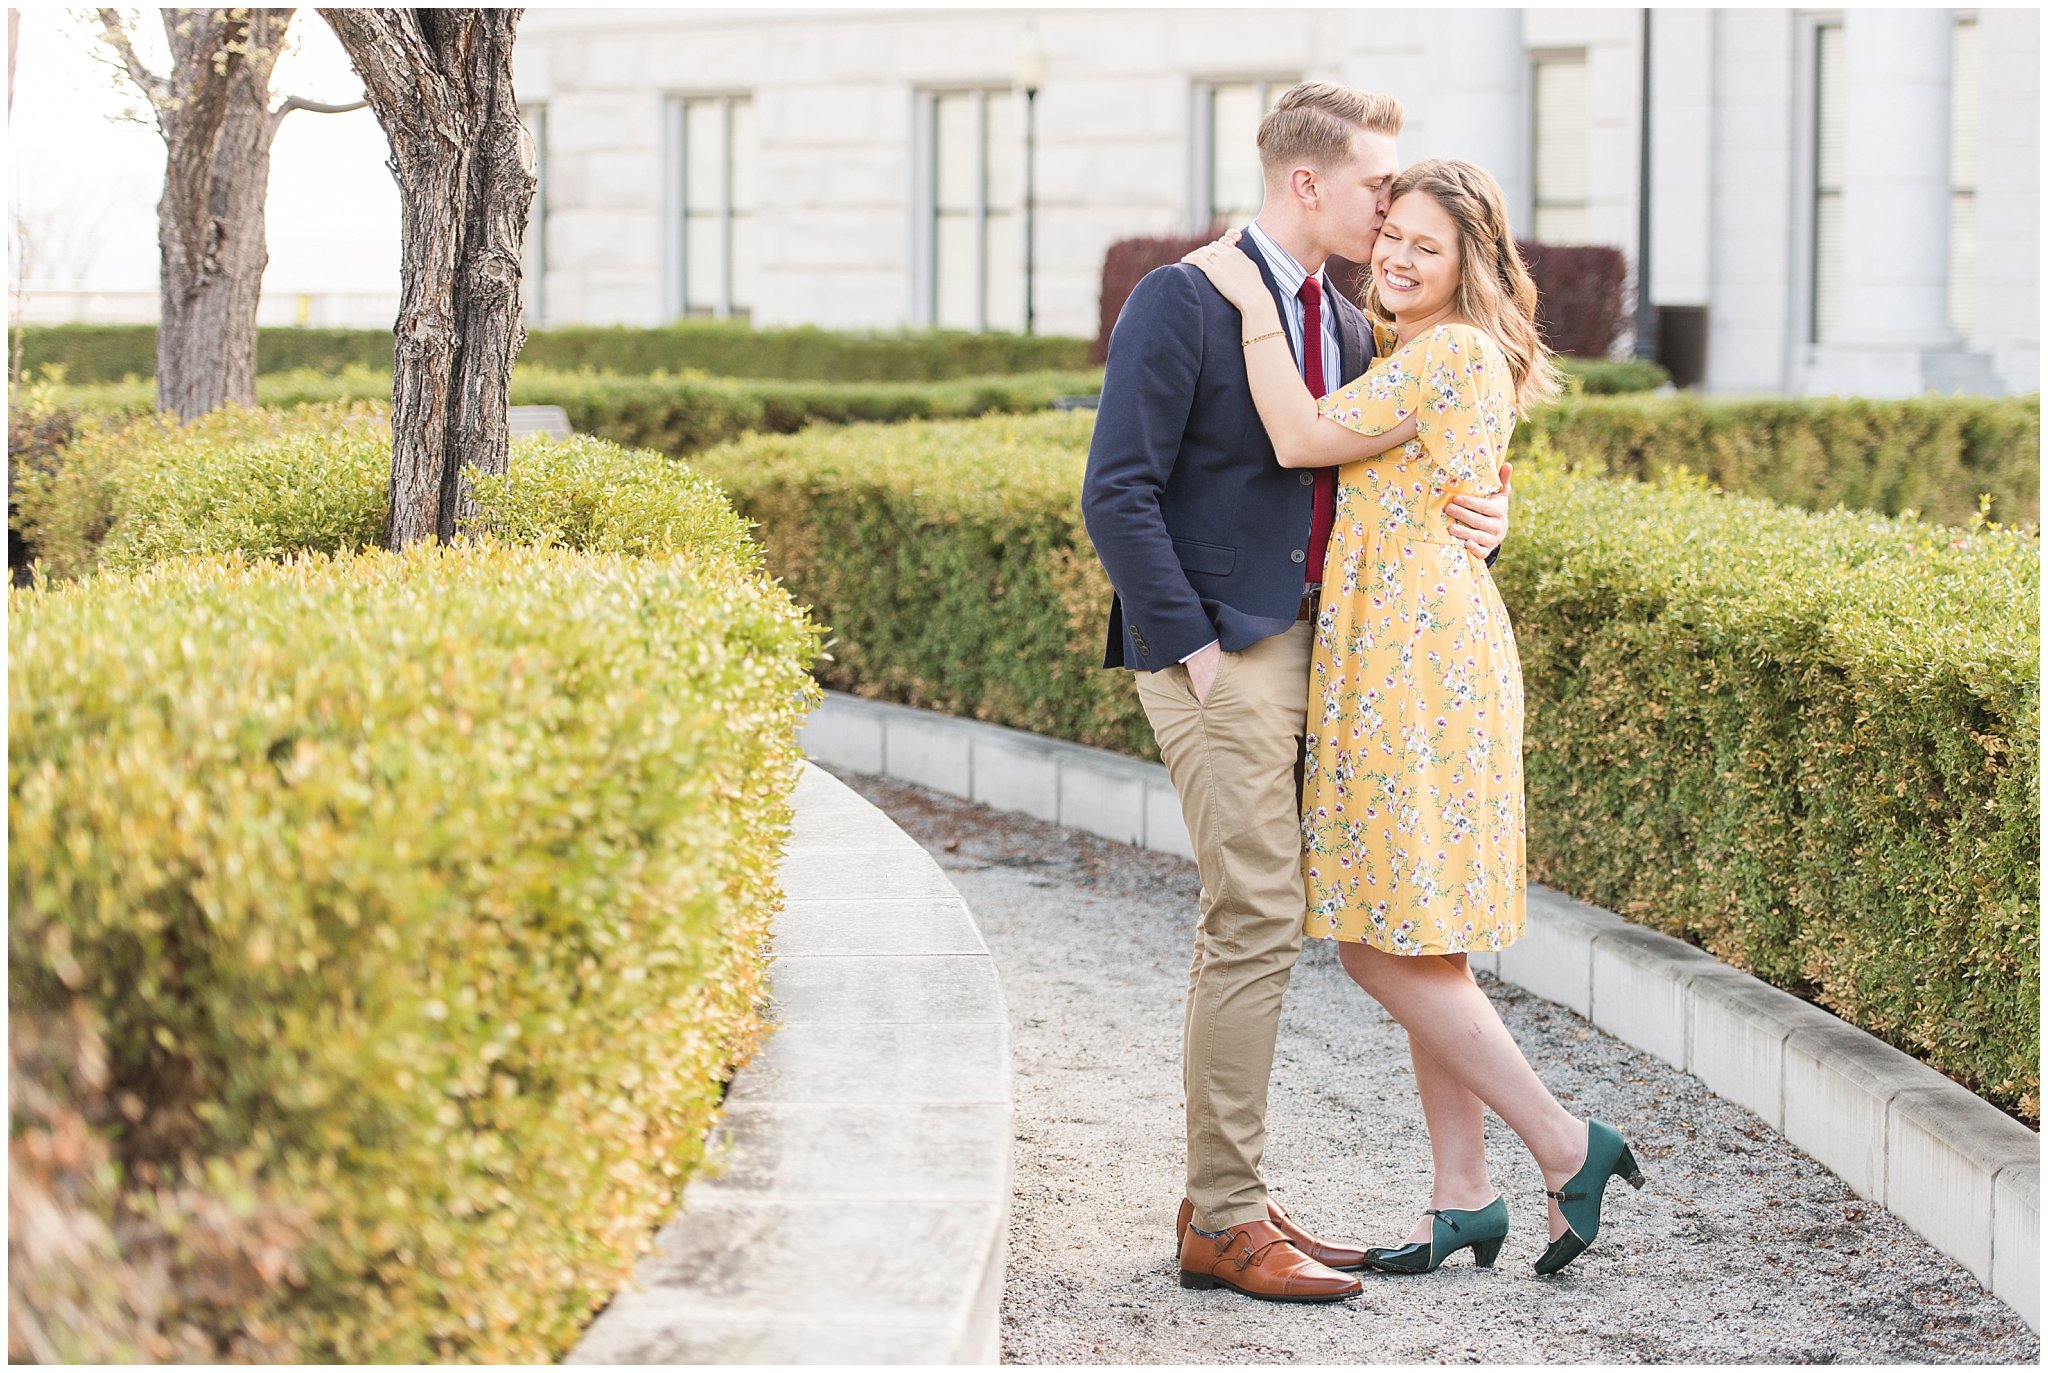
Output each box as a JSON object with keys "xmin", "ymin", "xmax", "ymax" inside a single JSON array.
[{"xmin": 513, "ymin": 7, "xmax": 2038, "ymax": 397}]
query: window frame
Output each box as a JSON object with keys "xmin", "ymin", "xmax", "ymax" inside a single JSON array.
[
  {"xmin": 1528, "ymin": 47, "xmax": 1592, "ymax": 247},
  {"xmin": 1187, "ymin": 76, "xmax": 1296, "ymax": 236},
  {"xmin": 1805, "ymin": 17, "xmax": 1847, "ymax": 346},
  {"xmin": 663, "ymin": 92, "xmax": 754, "ymax": 322},
  {"xmin": 913, "ymin": 85, "xmax": 1023, "ymax": 333}
]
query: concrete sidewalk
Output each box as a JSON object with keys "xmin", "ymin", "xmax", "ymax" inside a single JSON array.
[{"xmin": 835, "ymin": 768, "xmax": 2041, "ymax": 1365}]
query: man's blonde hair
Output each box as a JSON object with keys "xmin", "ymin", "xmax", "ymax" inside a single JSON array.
[{"xmin": 1256, "ymin": 81, "xmax": 1403, "ymax": 178}]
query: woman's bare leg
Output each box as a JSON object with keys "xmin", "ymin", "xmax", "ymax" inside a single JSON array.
[
  {"xmin": 1398, "ymin": 955, "xmax": 1498, "ymax": 1241},
  {"xmin": 1340, "ymin": 940, "xmax": 1590, "ymax": 1239}
]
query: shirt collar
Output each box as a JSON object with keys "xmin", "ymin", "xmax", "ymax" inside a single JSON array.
[{"xmin": 1243, "ymin": 219, "xmax": 1329, "ymax": 301}]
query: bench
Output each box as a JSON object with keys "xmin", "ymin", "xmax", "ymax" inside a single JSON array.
[{"xmin": 507, "ymin": 404, "xmax": 573, "ymax": 437}]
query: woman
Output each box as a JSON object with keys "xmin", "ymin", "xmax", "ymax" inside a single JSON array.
[{"xmin": 1181, "ymin": 160, "xmax": 1642, "ymax": 1277}]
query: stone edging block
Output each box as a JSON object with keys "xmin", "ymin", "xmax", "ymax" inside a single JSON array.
[
  {"xmin": 800, "ymin": 690, "xmax": 2039, "ymax": 1332},
  {"xmin": 569, "ymin": 761, "xmax": 1010, "ymax": 1364}
]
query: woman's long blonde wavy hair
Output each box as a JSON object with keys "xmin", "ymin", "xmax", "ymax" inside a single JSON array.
[{"xmin": 1360, "ymin": 159, "xmax": 1563, "ymax": 415}]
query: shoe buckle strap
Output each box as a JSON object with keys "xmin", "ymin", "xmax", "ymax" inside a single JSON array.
[
  {"xmin": 1210, "ymin": 1229, "xmax": 1259, "ymax": 1270},
  {"xmin": 1546, "ymin": 1188, "xmax": 1585, "ymax": 1202},
  {"xmin": 1228, "ymin": 1233, "xmax": 1288, "ymax": 1271},
  {"xmin": 1423, "ymin": 1208, "xmax": 1461, "ymax": 1233}
]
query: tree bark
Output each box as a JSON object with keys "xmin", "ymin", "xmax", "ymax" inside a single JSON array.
[
  {"xmin": 100, "ymin": 8, "xmax": 305, "ymax": 421},
  {"xmin": 161, "ymin": 10, "xmax": 292, "ymax": 419},
  {"xmin": 319, "ymin": 8, "xmax": 535, "ymax": 550}
]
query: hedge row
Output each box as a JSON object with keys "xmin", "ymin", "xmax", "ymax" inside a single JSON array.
[
  {"xmin": 696, "ymin": 410, "xmax": 2039, "ymax": 1120},
  {"xmin": 1521, "ymin": 391, "xmax": 2041, "ymax": 528},
  {"xmin": 14, "ymin": 321, "xmax": 1092, "ymax": 384},
  {"xmin": 9, "ymin": 411, "xmax": 822, "ymax": 1359},
  {"xmin": 1561, "ymin": 357, "xmax": 1670, "ymax": 395},
  {"xmin": 25, "ymin": 365, "xmax": 1106, "ymax": 459},
  {"xmin": 21, "ymin": 368, "xmax": 2034, "ymax": 534},
  {"xmin": 27, "ymin": 320, "xmax": 1660, "ymax": 396},
  {"xmin": 13, "ymin": 399, "xmax": 817, "ymax": 585}
]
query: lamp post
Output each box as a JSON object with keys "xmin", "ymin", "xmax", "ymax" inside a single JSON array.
[{"xmin": 1015, "ymin": 32, "xmax": 1047, "ymax": 335}]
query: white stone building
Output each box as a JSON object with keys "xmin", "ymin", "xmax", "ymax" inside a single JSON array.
[{"xmin": 513, "ymin": 7, "xmax": 2038, "ymax": 397}]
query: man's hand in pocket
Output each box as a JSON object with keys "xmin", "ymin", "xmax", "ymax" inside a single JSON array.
[{"xmin": 1185, "ymin": 640, "xmax": 1222, "ymax": 704}]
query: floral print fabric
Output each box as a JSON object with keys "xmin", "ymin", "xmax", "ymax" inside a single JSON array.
[{"xmin": 1302, "ymin": 322, "xmax": 1527, "ymax": 955}]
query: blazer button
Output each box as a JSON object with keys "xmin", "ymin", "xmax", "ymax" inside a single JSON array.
[
  {"xmin": 1299, "ymin": 472, "xmax": 1314, "ymax": 485},
  {"xmin": 1290, "ymin": 549, "xmax": 1306, "ymax": 563}
]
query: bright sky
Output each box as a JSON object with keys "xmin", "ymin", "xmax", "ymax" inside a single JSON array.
[{"xmin": 8, "ymin": 8, "xmax": 401, "ymax": 292}]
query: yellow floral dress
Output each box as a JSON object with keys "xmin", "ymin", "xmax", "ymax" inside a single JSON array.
[{"xmin": 1302, "ymin": 321, "xmax": 1526, "ymax": 955}]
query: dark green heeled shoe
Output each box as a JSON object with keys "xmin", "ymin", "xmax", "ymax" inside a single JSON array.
[
  {"xmin": 1534, "ymin": 1119, "xmax": 1646, "ymax": 1276},
  {"xmin": 1361, "ymin": 1195, "xmax": 1510, "ymax": 1274}
]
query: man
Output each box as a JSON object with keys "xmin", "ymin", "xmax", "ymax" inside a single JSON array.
[{"xmin": 1079, "ymin": 83, "xmax": 1511, "ymax": 1304}]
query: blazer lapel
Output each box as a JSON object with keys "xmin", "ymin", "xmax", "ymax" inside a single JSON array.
[
  {"xmin": 1335, "ymin": 297, "xmax": 1372, "ymax": 380},
  {"xmin": 1239, "ymin": 233, "xmax": 1373, "ymax": 381},
  {"xmin": 1234, "ymin": 234, "xmax": 1295, "ymax": 341}
]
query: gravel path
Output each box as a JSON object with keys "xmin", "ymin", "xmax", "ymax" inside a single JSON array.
[{"xmin": 826, "ymin": 767, "xmax": 2039, "ymax": 1365}]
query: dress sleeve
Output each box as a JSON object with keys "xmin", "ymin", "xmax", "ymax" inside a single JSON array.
[{"xmin": 1316, "ymin": 325, "xmax": 1511, "ymax": 494}]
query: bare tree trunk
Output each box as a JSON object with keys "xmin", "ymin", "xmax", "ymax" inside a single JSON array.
[
  {"xmin": 99, "ymin": 10, "xmax": 367, "ymax": 421},
  {"xmin": 153, "ymin": 10, "xmax": 291, "ymax": 419},
  {"xmin": 99, "ymin": 9, "xmax": 274, "ymax": 419},
  {"xmin": 319, "ymin": 8, "xmax": 534, "ymax": 550}
]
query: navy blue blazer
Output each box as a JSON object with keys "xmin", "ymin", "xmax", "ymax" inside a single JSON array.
[{"xmin": 1080, "ymin": 237, "xmax": 1371, "ymax": 671}]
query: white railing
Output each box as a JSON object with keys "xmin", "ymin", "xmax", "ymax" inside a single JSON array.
[{"xmin": 10, "ymin": 285, "xmax": 401, "ymax": 329}]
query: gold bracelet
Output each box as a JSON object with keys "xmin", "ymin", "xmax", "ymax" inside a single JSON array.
[{"xmin": 1242, "ymin": 329, "xmax": 1284, "ymax": 348}]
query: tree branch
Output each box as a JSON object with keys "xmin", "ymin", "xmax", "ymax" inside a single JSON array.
[
  {"xmin": 274, "ymin": 94, "xmax": 370, "ymax": 117},
  {"xmin": 268, "ymin": 91, "xmax": 369, "ymax": 140},
  {"xmin": 94, "ymin": 8, "xmax": 170, "ymax": 109}
]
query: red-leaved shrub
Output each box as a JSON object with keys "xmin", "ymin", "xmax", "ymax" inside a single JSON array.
[
  {"xmin": 1090, "ymin": 231, "xmax": 1222, "ymax": 364},
  {"xmin": 1516, "ymin": 241, "xmax": 1630, "ymax": 358}
]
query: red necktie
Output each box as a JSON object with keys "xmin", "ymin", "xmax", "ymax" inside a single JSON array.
[{"xmin": 1299, "ymin": 276, "xmax": 1334, "ymax": 584}]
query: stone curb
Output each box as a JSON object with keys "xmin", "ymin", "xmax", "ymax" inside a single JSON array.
[
  {"xmin": 800, "ymin": 690, "xmax": 2040, "ymax": 1332},
  {"xmin": 568, "ymin": 762, "xmax": 1011, "ymax": 1364}
]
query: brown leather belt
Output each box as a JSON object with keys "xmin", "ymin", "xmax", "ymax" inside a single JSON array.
[{"xmin": 1297, "ymin": 584, "xmax": 1322, "ymax": 622}]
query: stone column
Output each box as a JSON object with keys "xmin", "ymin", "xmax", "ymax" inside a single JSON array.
[
  {"xmin": 1808, "ymin": 8, "xmax": 1997, "ymax": 395},
  {"xmin": 1423, "ymin": 9, "xmax": 1530, "ymax": 230}
]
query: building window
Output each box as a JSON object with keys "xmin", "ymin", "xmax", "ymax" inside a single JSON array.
[
  {"xmin": 1948, "ymin": 16, "xmax": 1980, "ymax": 340},
  {"xmin": 520, "ymin": 103, "xmax": 546, "ymax": 327},
  {"xmin": 1812, "ymin": 22, "xmax": 1846, "ymax": 343},
  {"xmin": 1193, "ymin": 79, "xmax": 1291, "ymax": 232},
  {"xmin": 666, "ymin": 94, "xmax": 754, "ymax": 320},
  {"xmin": 922, "ymin": 88, "xmax": 1020, "ymax": 333},
  {"xmin": 1530, "ymin": 53, "xmax": 1591, "ymax": 245}
]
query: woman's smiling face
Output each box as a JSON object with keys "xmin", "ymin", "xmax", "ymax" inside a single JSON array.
[{"xmin": 1370, "ymin": 190, "xmax": 1462, "ymax": 321}]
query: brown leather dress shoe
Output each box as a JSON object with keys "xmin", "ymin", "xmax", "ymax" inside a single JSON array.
[
  {"xmin": 1176, "ymin": 1197, "xmax": 1371, "ymax": 1272},
  {"xmin": 1177, "ymin": 1218, "xmax": 1363, "ymax": 1302}
]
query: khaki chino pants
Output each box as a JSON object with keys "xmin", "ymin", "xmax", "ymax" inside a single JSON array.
[{"xmin": 1133, "ymin": 622, "xmax": 1313, "ymax": 1233}]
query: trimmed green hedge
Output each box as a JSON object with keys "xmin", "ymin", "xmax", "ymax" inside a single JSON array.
[
  {"xmin": 28, "ymin": 365, "xmax": 2032, "ymax": 530},
  {"xmin": 16, "ymin": 395, "xmax": 1004, "ymax": 584},
  {"xmin": 15, "ymin": 321, "xmax": 1092, "ymax": 384},
  {"xmin": 698, "ymin": 411, "xmax": 2040, "ymax": 1120},
  {"xmin": 1522, "ymin": 391, "xmax": 2041, "ymax": 527},
  {"xmin": 16, "ymin": 402, "xmax": 393, "ymax": 582},
  {"xmin": 9, "ymin": 410, "xmax": 822, "ymax": 1359},
  {"xmin": 1558, "ymin": 357, "xmax": 1669, "ymax": 395},
  {"xmin": 24, "ymin": 365, "xmax": 1105, "ymax": 460}
]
